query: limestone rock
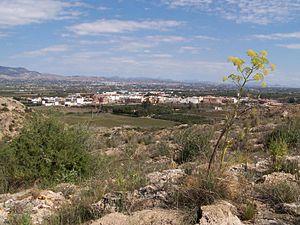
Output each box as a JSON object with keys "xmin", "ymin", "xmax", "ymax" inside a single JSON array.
[
  {"xmin": 0, "ymin": 189, "xmax": 70, "ymax": 224},
  {"xmin": 282, "ymin": 202, "xmax": 300, "ymax": 216},
  {"xmin": 0, "ymin": 97, "xmax": 25, "ymax": 141},
  {"xmin": 146, "ymin": 169, "xmax": 186, "ymax": 187},
  {"xmin": 89, "ymin": 208, "xmax": 184, "ymax": 225},
  {"xmin": 260, "ymin": 172, "xmax": 296, "ymax": 185},
  {"xmin": 199, "ymin": 201, "xmax": 244, "ymax": 225}
]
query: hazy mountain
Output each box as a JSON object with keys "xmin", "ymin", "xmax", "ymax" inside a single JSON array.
[{"xmin": 0, "ymin": 65, "xmax": 108, "ymax": 82}]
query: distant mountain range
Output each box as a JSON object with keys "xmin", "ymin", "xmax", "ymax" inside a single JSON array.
[
  {"xmin": 0, "ymin": 65, "xmax": 181, "ymax": 84},
  {"xmin": 0, "ymin": 65, "xmax": 109, "ymax": 82}
]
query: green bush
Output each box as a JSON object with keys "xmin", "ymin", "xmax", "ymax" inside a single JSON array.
[
  {"xmin": 268, "ymin": 138, "xmax": 288, "ymax": 171},
  {"xmin": 175, "ymin": 126, "xmax": 212, "ymax": 163},
  {"xmin": 266, "ymin": 117, "xmax": 300, "ymax": 150},
  {"xmin": 0, "ymin": 114, "xmax": 93, "ymax": 193}
]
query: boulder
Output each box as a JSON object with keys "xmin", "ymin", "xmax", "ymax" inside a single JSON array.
[
  {"xmin": 89, "ymin": 208, "xmax": 184, "ymax": 225},
  {"xmin": 0, "ymin": 189, "xmax": 70, "ymax": 224},
  {"xmin": 199, "ymin": 201, "xmax": 244, "ymax": 225}
]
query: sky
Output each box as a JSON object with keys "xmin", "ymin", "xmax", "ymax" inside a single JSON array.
[{"xmin": 0, "ymin": 0, "xmax": 300, "ymax": 86}]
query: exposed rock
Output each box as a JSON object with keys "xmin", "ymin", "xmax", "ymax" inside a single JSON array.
[
  {"xmin": 89, "ymin": 208, "xmax": 184, "ymax": 225},
  {"xmin": 199, "ymin": 201, "xmax": 244, "ymax": 225},
  {"xmin": 93, "ymin": 192, "xmax": 125, "ymax": 214},
  {"xmin": 127, "ymin": 185, "xmax": 168, "ymax": 211},
  {"xmin": 0, "ymin": 97, "xmax": 25, "ymax": 141},
  {"xmin": 52, "ymin": 183, "xmax": 78, "ymax": 199},
  {"xmin": 92, "ymin": 169, "xmax": 186, "ymax": 214},
  {"xmin": 0, "ymin": 189, "xmax": 70, "ymax": 224},
  {"xmin": 245, "ymin": 201, "xmax": 295, "ymax": 225},
  {"xmin": 259, "ymin": 172, "xmax": 296, "ymax": 185},
  {"xmin": 282, "ymin": 202, "xmax": 300, "ymax": 216},
  {"xmin": 105, "ymin": 148, "xmax": 123, "ymax": 157},
  {"xmin": 146, "ymin": 169, "xmax": 186, "ymax": 187}
]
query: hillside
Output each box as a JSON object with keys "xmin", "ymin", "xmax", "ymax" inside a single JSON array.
[
  {"xmin": 0, "ymin": 102, "xmax": 300, "ymax": 225},
  {"xmin": 0, "ymin": 66, "xmax": 107, "ymax": 82},
  {"xmin": 0, "ymin": 97, "xmax": 26, "ymax": 141}
]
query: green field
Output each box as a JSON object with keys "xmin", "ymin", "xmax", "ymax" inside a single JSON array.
[{"xmin": 61, "ymin": 113, "xmax": 178, "ymax": 128}]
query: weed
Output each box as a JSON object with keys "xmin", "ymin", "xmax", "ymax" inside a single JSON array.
[
  {"xmin": 242, "ymin": 202, "xmax": 257, "ymax": 221},
  {"xmin": 175, "ymin": 126, "xmax": 212, "ymax": 163},
  {"xmin": 258, "ymin": 181, "xmax": 300, "ymax": 205},
  {"xmin": 268, "ymin": 138, "xmax": 288, "ymax": 171},
  {"xmin": 8, "ymin": 213, "xmax": 32, "ymax": 225}
]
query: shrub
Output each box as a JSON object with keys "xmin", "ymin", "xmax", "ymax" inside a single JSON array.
[
  {"xmin": 157, "ymin": 142, "xmax": 170, "ymax": 157},
  {"xmin": 44, "ymin": 202, "xmax": 98, "ymax": 225},
  {"xmin": 266, "ymin": 117, "xmax": 300, "ymax": 150},
  {"xmin": 0, "ymin": 113, "xmax": 93, "ymax": 193},
  {"xmin": 268, "ymin": 138, "xmax": 288, "ymax": 171},
  {"xmin": 7, "ymin": 213, "xmax": 32, "ymax": 225},
  {"xmin": 258, "ymin": 181, "xmax": 300, "ymax": 205},
  {"xmin": 242, "ymin": 202, "xmax": 257, "ymax": 221},
  {"xmin": 175, "ymin": 126, "xmax": 212, "ymax": 163}
]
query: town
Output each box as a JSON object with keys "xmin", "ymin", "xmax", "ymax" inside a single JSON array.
[{"xmin": 24, "ymin": 91, "xmax": 282, "ymax": 108}]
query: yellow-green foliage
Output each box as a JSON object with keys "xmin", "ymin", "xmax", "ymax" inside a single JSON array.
[
  {"xmin": 208, "ymin": 50, "xmax": 276, "ymax": 173},
  {"xmin": 224, "ymin": 50, "xmax": 276, "ymax": 88},
  {"xmin": 268, "ymin": 138, "xmax": 288, "ymax": 171}
]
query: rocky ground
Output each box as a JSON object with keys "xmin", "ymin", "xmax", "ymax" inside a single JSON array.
[
  {"xmin": 0, "ymin": 97, "xmax": 25, "ymax": 141},
  {"xmin": 0, "ymin": 98, "xmax": 300, "ymax": 225}
]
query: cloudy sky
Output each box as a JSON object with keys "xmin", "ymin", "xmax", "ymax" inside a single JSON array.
[{"xmin": 1, "ymin": 0, "xmax": 300, "ymax": 86}]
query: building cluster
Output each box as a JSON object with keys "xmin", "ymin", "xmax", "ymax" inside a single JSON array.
[
  {"xmin": 92, "ymin": 91, "xmax": 238, "ymax": 105},
  {"xmin": 28, "ymin": 94, "xmax": 93, "ymax": 107},
  {"xmin": 27, "ymin": 91, "xmax": 281, "ymax": 108}
]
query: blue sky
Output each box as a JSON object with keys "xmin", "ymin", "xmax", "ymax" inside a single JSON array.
[{"xmin": 1, "ymin": 0, "xmax": 300, "ymax": 86}]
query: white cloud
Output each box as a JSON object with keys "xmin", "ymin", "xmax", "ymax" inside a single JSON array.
[
  {"xmin": 22, "ymin": 45, "xmax": 68, "ymax": 56},
  {"xmin": 146, "ymin": 35, "xmax": 186, "ymax": 43},
  {"xmin": 179, "ymin": 46, "xmax": 210, "ymax": 53},
  {"xmin": 68, "ymin": 19, "xmax": 182, "ymax": 35},
  {"xmin": 162, "ymin": 0, "xmax": 212, "ymax": 8},
  {"xmin": 162, "ymin": 0, "xmax": 300, "ymax": 25},
  {"xmin": 253, "ymin": 32, "xmax": 300, "ymax": 40},
  {"xmin": 0, "ymin": 0, "xmax": 81, "ymax": 27},
  {"xmin": 0, "ymin": 32, "xmax": 8, "ymax": 38},
  {"xmin": 194, "ymin": 35, "xmax": 218, "ymax": 41},
  {"xmin": 53, "ymin": 50, "xmax": 229, "ymax": 81},
  {"xmin": 277, "ymin": 43, "xmax": 300, "ymax": 49}
]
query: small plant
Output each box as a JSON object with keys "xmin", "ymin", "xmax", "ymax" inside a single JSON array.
[
  {"xmin": 268, "ymin": 138, "xmax": 288, "ymax": 171},
  {"xmin": 175, "ymin": 126, "xmax": 212, "ymax": 163},
  {"xmin": 258, "ymin": 181, "xmax": 300, "ymax": 205},
  {"xmin": 157, "ymin": 142, "xmax": 170, "ymax": 157},
  {"xmin": 8, "ymin": 213, "xmax": 32, "ymax": 225},
  {"xmin": 242, "ymin": 202, "xmax": 257, "ymax": 221},
  {"xmin": 174, "ymin": 170, "xmax": 241, "ymax": 211},
  {"xmin": 266, "ymin": 117, "xmax": 300, "ymax": 151},
  {"xmin": 123, "ymin": 144, "xmax": 137, "ymax": 160},
  {"xmin": 115, "ymin": 161, "xmax": 146, "ymax": 192}
]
